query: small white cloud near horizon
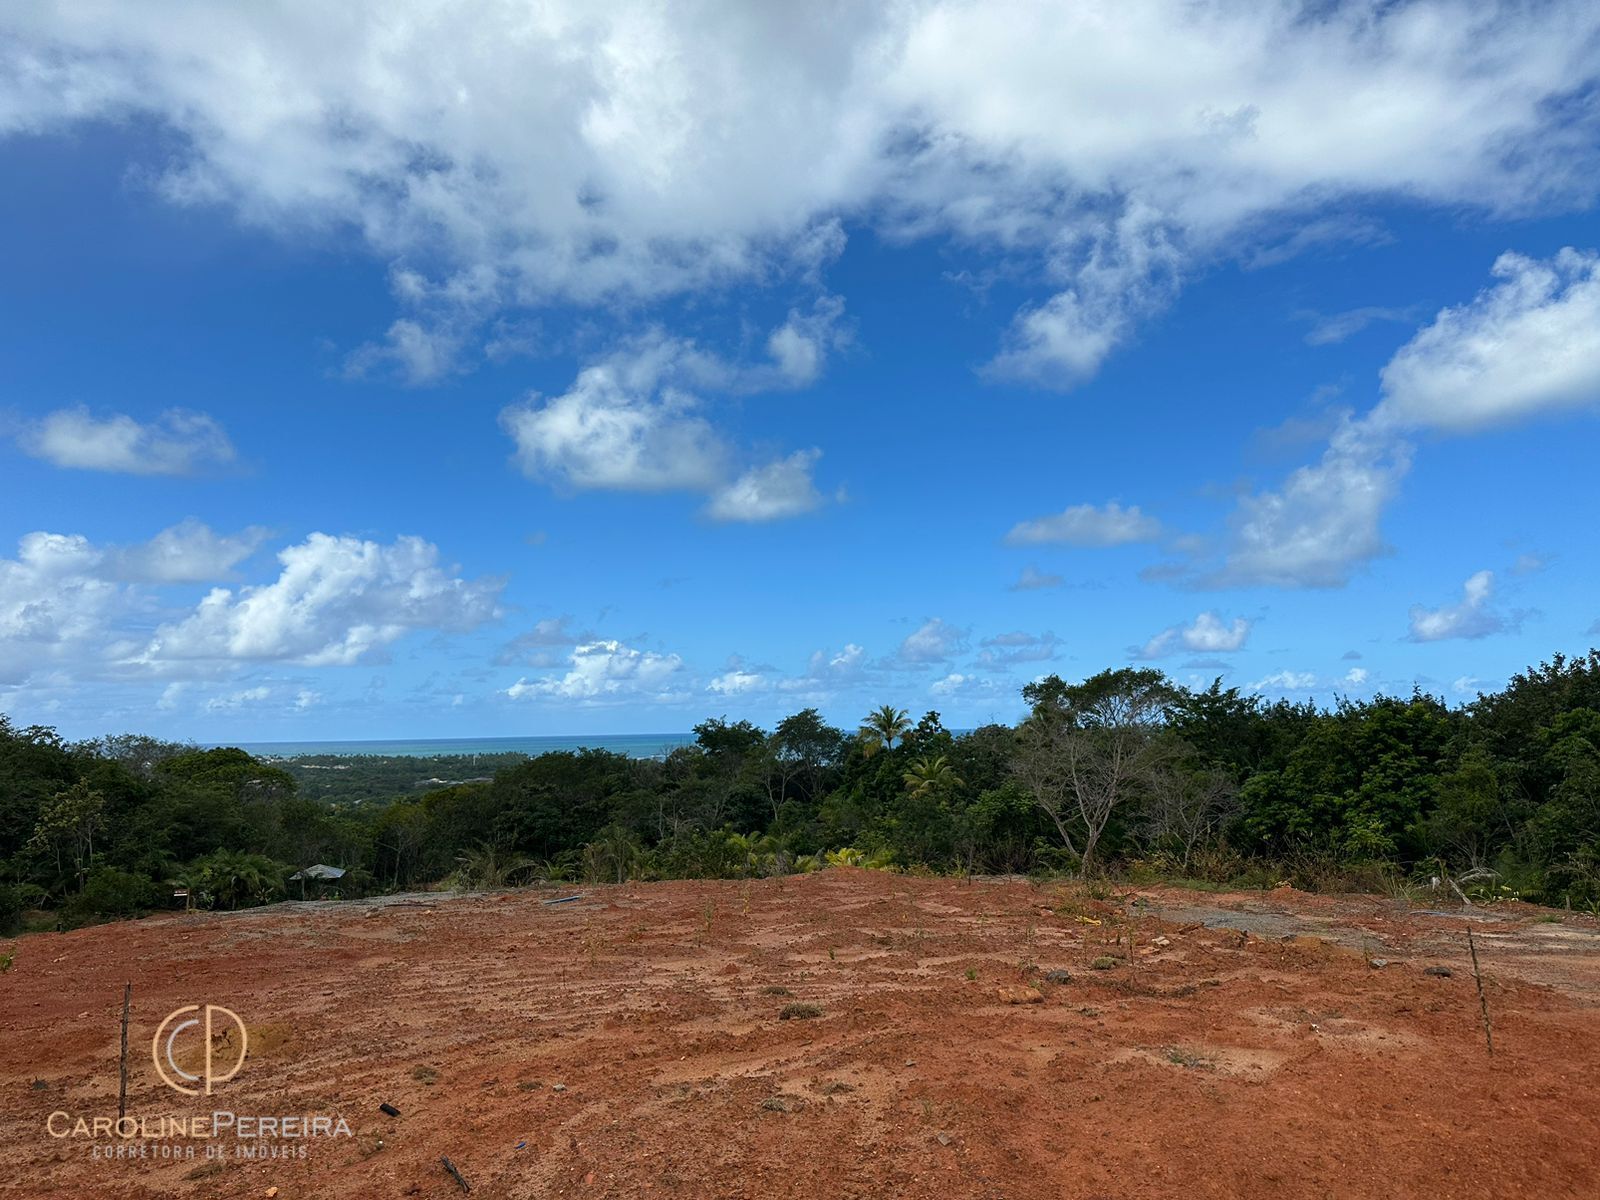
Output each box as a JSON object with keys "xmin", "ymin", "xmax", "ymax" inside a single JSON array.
[
  {"xmin": 141, "ymin": 533, "xmax": 502, "ymax": 667},
  {"xmin": 505, "ymin": 639, "xmax": 686, "ymax": 703},
  {"xmin": 1250, "ymin": 670, "xmax": 1317, "ymax": 692},
  {"xmin": 1138, "ymin": 611, "xmax": 1252, "ymax": 660},
  {"xmin": 16, "ymin": 407, "xmax": 235, "ymax": 476},
  {"xmin": 1005, "ymin": 501, "xmax": 1160, "ymax": 548},
  {"xmin": 1408, "ymin": 570, "xmax": 1516, "ymax": 641},
  {"xmin": 1343, "ymin": 667, "xmax": 1369, "ymax": 685}
]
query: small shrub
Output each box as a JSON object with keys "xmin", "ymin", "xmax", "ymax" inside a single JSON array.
[
  {"xmin": 1165, "ymin": 1046, "xmax": 1215, "ymax": 1070},
  {"xmin": 63, "ymin": 869, "xmax": 157, "ymax": 926},
  {"xmin": 1090, "ymin": 956, "xmax": 1118, "ymax": 970},
  {"xmin": 779, "ymin": 1002, "xmax": 822, "ymax": 1020}
]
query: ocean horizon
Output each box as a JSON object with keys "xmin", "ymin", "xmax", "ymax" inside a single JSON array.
[{"xmin": 228, "ymin": 733, "xmax": 698, "ymax": 759}]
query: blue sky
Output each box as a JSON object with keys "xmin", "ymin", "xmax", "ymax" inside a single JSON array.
[{"xmin": 2, "ymin": 2, "xmax": 1598, "ymax": 742}]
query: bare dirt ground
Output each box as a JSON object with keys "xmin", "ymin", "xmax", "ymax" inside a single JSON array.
[{"xmin": 3, "ymin": 870, "xmax": 1600, "ymax": 1199}]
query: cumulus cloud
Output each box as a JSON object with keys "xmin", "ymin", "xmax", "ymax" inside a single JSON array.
[
  {"xmin": 142, "ymin": 533, "xmax": 502, "ymax": 667},
  {"xmin": 898, "ymin": 618, "xmax": 967, "ymax": 665},
  {"xmin": 505, "ymin": 639, "xmax": 685, "ymax": 702},
  {"xmin": 1137, "ymin": 612, "xmax": 1252, "ymax": 659},
  {"xmin": 929, "ymin": 671, "xmax": 999, "ymax": 699},
  {"xmin": 1004, "ymin": 501, "xmax": 1160, "ymax": 547},
  {"xmin": 0, "ymin": 522, "xmax": 283, "ymax": 686},
  {"xmin": 501, "ymin": 329, "xmax": 836, "ymax": 518},
  {"xmin": 1408, "ymin": 570, "xmax": 1518, "ymax": 641},
  {"xmin": 0, "ymin": 532, "xmax": 124, "ymax": 686},
  {"xmin": 15, "ymin": 407, "xmax": 235, "ymax": 476},
  {"xmin": 204, "ymin": 685, "xmax": 272, "ymax": 714},
  {"xmin": 1250, "ymin": 670, "xmax": 1317, "ymax": 692},
  {"xmin": 4, "ymin": 3, "xmax": 1596, "ymax": 386},
  {"xmin": 1200, "ymin": 247, "xmax": 1600, "ymax": 588},
  {"xmin": 1344, "ymin": 667, "xmax": 1369, "ymax": 685},
  {"xmin": 807, "ymin": 642, "xmax": 867, "ymax": 681},
  {"xmin": 705, "ymin": 450, "xmax": 824, "ymax": 523},
  {"xmin": 1212, "ymin": 414, "xmax": 1411, "ymax": 588},
  {"xmin": 500, "ymin": 342, "xmax": 730, "ymax": 493},
  {"xmin": 1376, "ymin": 248, "xmax": 1600, "ymax": 433},
  {"xmin": 107, "ymin": 519, "xmax": 270, "ymax": 583}
]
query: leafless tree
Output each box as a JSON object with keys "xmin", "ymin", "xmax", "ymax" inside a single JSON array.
[{"xmin": 1141, "ymin": 767, "xmax": 1238, "ymax": 870}]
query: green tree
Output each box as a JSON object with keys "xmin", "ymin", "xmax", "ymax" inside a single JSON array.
[
  {"xmin": 902, "ymin": 755, "xmax": 963, "ymax": 800},
  {"xmin": 858, "ymin": 705, "xmax": 911, "ymax": 757},
  {"xmin": 1015, "ymin": 668, "xmax": 1180, "ymax": 871},
  {"xmin": 27, "ymin": 781, "xmax": 106, "ymax": 891}
]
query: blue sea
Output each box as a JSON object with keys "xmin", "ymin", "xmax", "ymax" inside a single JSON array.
[{"xmin": 230, "ymin": 733, "xmax": 697, "ymax": 760}]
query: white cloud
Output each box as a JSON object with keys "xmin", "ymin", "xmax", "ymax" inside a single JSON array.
[
  {"xmin": 204, "ymin": 685, "xmax": 272, "ymax": 714},
  {"xmin": 1408, "ymin": 570, "xmax": 1516, "ymax": 641},
  {"xmin": 707, "ymin": 669, "xmax": 766, "ymax": 696},
  {"xmin": 807, "ymin": 642, "xmax": 867, "ymax": 681},
  {"xmin": 0, "ymin": 521, "xmax": 277, "ymax": 685},
  {"xmin": 1138, "ymin": 611, "xmax": 1252, "ymax": 659},
  {"xmin": 975, "ymin": 630, "xmax": 1061, "ymax": 669},
  {"xmin": 705, "ymin": 450, "xmax": 824, "ymax": 523},
  {"xmin": 1344, "ymin": 667, "xmax": 1369, "ymax": 685},
  {"xmin": 1214, "ymin": 414, "xmax": 1411, "ymax": 588},
  {"xmin": 142, "ymin": 533, "xmax": 502, "ymax": 667},
  {"xmin": 1004, "ymin": 501, "xmax": 1160, "ymax": 547},
  {"xmin": 984, "ymin": 207, "xmax": 1182, "ymax": 386},
  {"xmin": 930, "ymin": 671, "xmax": 999, "ymax": 699},
  {"xmin": 343, "ymin": 318, "xmax": 468, "ymax": 386},
  {"xmin": 0, "ymin": 532, "xmax": 123, "ymax": 685},
  {"xmin": 1009, "ymin": 565, "xmax": 1062, "ymax": 591},
  {"xmin": 1452, "ymin": 675, "xmax": 1486, "ymax": 695},
  {"xmin": 107, "ymin": 519, "xmax": 270, "ymax": 583},
  {"xmin": 4, "ymin": 3, "xmax": 1596, "ymax": 386},
  {"xmin": 16, "ymin": 407, "xmax": 235, "ymax": 476},
  {"xmin": 898, "ymin": 618, "xmax": 967, "ymax": 664},
  {"xmin": 501, "ymin": 329, "xmax": 835, "ymax": 514},
  {"xmin": 505, "ymin": 639, "xmax": 685, "ymax": 702},
  {"xmin": 1304, "ymin": 306, "xmax": 1414, "ymax": 346},
  {"xmin": 1377, "ymin": 248, "xmax": 1600, "ymax": 433},
  {"xmin": 500, "ymin": 345, "xmax": 729, "ymax": 493},
  {"xmin": 1249, "ymin": 670, "xmax": 1317, "ymax": 692}
]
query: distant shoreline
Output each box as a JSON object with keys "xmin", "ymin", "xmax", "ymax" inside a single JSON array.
[{"xmin": 222, "ymin": 733, "xmax": 698, "ymax": 759}]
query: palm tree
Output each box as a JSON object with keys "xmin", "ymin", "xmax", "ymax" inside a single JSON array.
[
  {"xmin": 858, "ymin": 705, "xmax": 911, "ymax": 757},
  {"xmin": 193, "ymin": 850, "xmax": 282, "ymax": 910},
  {"xmin": 452, "ymin": 844, "xmax": 537, "ymax": 890},
  {"xmin": 902, "ymin": 754, "xmax": 963, "ymax": 800}
]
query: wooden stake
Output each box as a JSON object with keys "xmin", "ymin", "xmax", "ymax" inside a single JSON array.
[
  {"xmin": 1466, "ymin": 926, "xmax": 1493, "ymax": 1057},
  {"xmin": 117, "ymin": 983, "xmax": 131, "ymax": 1121}
]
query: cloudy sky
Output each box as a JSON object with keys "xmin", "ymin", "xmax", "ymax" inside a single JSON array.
[{"xmin": 2, "ymin": 1, "xmax": 1599, "ymax": 742}]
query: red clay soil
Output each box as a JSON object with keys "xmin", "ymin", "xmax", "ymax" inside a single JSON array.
[{"xmin": 3, "ymin": 870, "xmax": 1599, "ymax": 1199}]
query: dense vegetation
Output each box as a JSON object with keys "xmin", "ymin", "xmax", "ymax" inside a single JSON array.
[{"xmin": 4, "ymin": 648, "xmax": 1599, "ymax": 933}]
